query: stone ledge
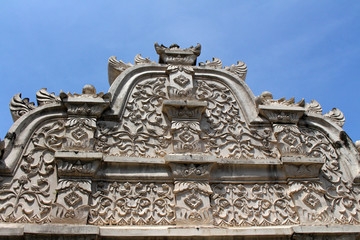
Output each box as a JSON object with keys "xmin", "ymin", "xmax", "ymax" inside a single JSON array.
[
  {"xmin": 0, "ymin": 224, "xmax": 359, "ymax": 238},
  {"xmin": 55, "ymin": 151, "xmax": 103, "ymax": 160}
]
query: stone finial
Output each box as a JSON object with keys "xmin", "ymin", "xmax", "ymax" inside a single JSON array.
[
  {"xmin": 256, "ymin": 91, "xmax": 305, "ymax": 107},
  {"xmin": 82, "ymin": 85, "xmax": 97, "ymax": 95},
  {"xmin": 224, "ymin": 61, "xmax": 248, "ymax": 81},
  {"xmin": 9, "ymin": 93, "xmax": 36, "ymax": 122},
  {"xmin": 305, "ymin": 100, "xmax": 323, "ymax": 115},
  {"xmin": 134, "ymin": 54, "xmax": 156, "ymax": 65},
  {"xmin": 107, "ymin": 56, "xmax": 133, "ymax": 86},
  {"xmin": 324, "ymin": 108, "xmax": 345, "ymax": 127},
  {"xmin": 154, "ymin": 42, "xmax": 201, "ymax": 65},
  {"xmin": 199, "ymin": 57, "xmax": 223, "ymax": 69},
  {"xmin": 36, "ymin": 88, "xmax": 60, "ymax": 106}
]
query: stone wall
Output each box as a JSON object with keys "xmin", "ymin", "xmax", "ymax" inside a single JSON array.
[{"xmin": 0, "ymin": 43, "xmax": 359, "ymax": 239}]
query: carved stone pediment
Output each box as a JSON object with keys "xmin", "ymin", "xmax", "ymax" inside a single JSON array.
[{"xmin": 0, "ymin": 42, "xmax": 359, "ymax": 239}]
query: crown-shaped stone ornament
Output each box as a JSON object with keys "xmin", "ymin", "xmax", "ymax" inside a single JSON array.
[{"xmin": 155, "ymin": 42, "xmax": 201, "ymax": 65}]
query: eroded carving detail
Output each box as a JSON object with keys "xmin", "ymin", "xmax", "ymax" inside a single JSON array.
[
  {"xmin": 134, "ymin": 54, "xmax": 156, "ymax": 65},
  {"xmin": 289, "ymin": 181, "xmax": 330, "ymax": 223},
  {"xmin": 199, "ymin": 57, "xmax": 223, "ymax": 69},
  {"xmin": 63, "ymin": 117, "xmax": 96, "ymax": 151},
  {"xmin": 256, "ymin": 91, "xmax": 305, "ymax": 107},
  {"xmin": 89, "ymin": 182, "xmax": 175, "ymax": 225},
  {"xmin": 325, "ymin": 108, "xmax": 345, "ymax": 127},
  {"xmin": 306, "ymin": 100, "xmax": 323, "ymax": 115}
]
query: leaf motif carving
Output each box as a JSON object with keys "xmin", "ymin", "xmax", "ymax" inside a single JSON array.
[
  {"xmin": 9, "ymin": 93, "xmax": 36, "ymax": 121},
  {"xmin": 36, "ymin": 88, "xmax": 60, "ymax": 106}
]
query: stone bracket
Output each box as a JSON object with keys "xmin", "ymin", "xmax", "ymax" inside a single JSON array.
[
  {"xmin": 259, "ymin": 105, "xmax": 305, "ymax": 124},
  {"xmin": 55, "ymin": 151, "xmax": 102, "ymax": 177},
  {"xmin": 282, "ymin": 156, "xmax": 324, "ymax": 179}
]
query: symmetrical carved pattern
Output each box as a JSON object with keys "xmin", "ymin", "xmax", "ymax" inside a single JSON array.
[
  {"xmin": 64, "ymin": 117, "xmax": 96, "ymax": 151},
  {"xmin": 289, "ymin": 181, "xmax": 330, "ymax": 223},
  {"xmin": 1, "ymin": 42, "xmax": 359, "ymax": 236},
  {"xmin": 89, "ymin": 182, "xmax": 175, "ymax": 225},
  {"xmin": 51, "ymin": 180, "xmax": 91, "ymax": 224},
  {"xmin": 174, "ymin": 181, "xmax": 213, "ymax": 225},
  {"xmin": 212, "ymin": 184, "xmax": 299, "ymax": 226}
]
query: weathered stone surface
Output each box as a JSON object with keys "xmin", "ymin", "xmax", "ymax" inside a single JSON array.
[{"xmin": 0, "ymin": 42, "xmax": 359, "ymax": 239}]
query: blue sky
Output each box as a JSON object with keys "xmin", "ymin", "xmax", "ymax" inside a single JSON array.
[{"xmin": 1, "ymin": 1, "xmax": 359, "ymax": 141}]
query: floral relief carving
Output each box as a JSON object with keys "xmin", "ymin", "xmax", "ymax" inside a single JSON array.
[
  {"xmin": 95, "ymin": 77, "xmax": 172, "ymax": 157},
  {"xmin": 0, "ymin": 119, "xmax": 65, "ymax": 223},
  {"xmin": 174, "ymin": 181, "xmax": 213, "ymax": 225},
  {"xmin": 89, "ymin": 182, "xmax": 175, "ymax": 225},
  {"xmin": 0, "ymin": 176, "xmax": 51, "ymax": 223},
  {"xmin": 212, "ymin": 183, "xmax": 299, "ymax": 227},
  {"xmin": 196, "ymin": 80, "xmax": 279, "ymax": 159},
  {"xmin": 51, "ymin": 180, "xmax": 91, "ymax": 224},
  {"xmin": 277, "ymin": 125, "xmax": 360, "ymax": 225},
  {"xmin": 289, "ymin": 181, "xmax": 330, "ymax": 223},
  {"xmin": 63, "ymin": 117, "xmax": 96, "ymax": 151}
]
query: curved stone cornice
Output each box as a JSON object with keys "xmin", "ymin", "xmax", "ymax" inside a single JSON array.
[
  {"xmin": 107, "ymin": 64, "xmax": 260, "ymax": 125},
  {"xmin": 1, "ymin": 103, "xmax": 66, "ymax": 174}
]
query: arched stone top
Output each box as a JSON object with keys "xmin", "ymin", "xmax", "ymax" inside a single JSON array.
[
  {"xmin": 0, "ymin": 43, "xmax": 359, "ymax": 238},
  {"xmin": 107, "ymin": 64, "xmax": 260, "ymax": 125}
]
